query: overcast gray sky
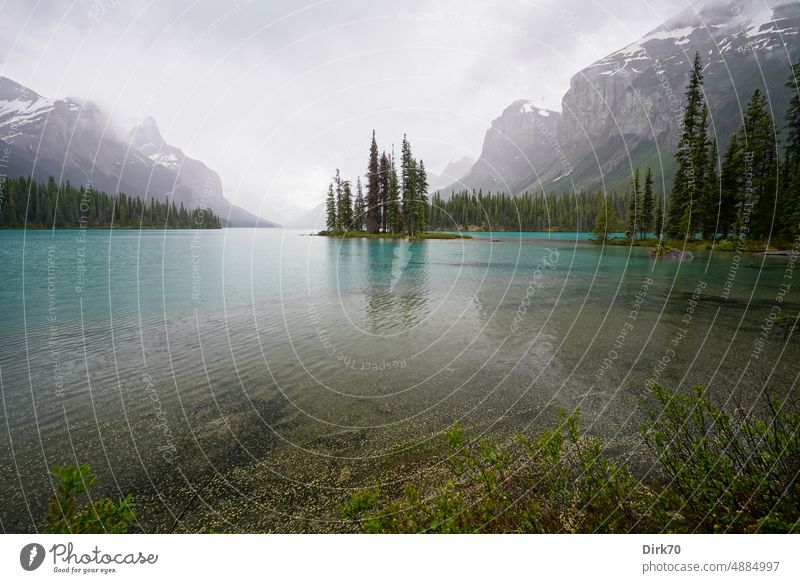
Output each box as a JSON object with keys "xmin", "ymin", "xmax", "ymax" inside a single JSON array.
[{"xmin": 0, "ymin": 0, "xmax": 689, "ymax": 223}]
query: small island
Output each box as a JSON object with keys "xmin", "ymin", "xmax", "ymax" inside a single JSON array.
[
  {"xmin": 319, "ymin": 132, "xmax": 468, "ymax": 240},
  {"xmin": 318, "ymin": 230, "xmax": 469, "ymax": 240}
]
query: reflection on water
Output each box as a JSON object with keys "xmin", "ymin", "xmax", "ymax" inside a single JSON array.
[
  {"xmin": 0, "ymin": 228, "xmax": 798, "ymax": 532},
  {"xmin": 360, "ymin": 238, "xmax": 430, "ymax": 332}
]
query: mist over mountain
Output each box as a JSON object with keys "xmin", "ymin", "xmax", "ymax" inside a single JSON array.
[
  {"xmin": 283, "ymin": 201, "xmax": 327, "ymax": 229},
  {"xmin": 0, "ymin": 77, "xmax": 279, "ymax": 228},
  {"xmin": 430, "ymin": 156, "xmax": 475, "ymax": 190},
  {"xmin": 447, "ymin": 0, "xmax": 800, "ymax": 197}
]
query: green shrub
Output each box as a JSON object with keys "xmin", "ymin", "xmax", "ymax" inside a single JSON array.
[
  {"xmin": 44, "ymin": 464, "xmax": 135, "ymax": 534},
  {"xmin": 343, "ymin": 412, "xmax": 657, "ymax": 533},
  {"xmin": 345, "ymin": 385, "xmax": 800, "ymax": 533},
  {"xmin": 643, "ymin": 384, "xmax": 800, "ymax": 533}
]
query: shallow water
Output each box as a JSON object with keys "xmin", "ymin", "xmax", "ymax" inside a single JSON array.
[{"xmin": 0, "ymin": 228, "xmax": 797, "ymax": 532}]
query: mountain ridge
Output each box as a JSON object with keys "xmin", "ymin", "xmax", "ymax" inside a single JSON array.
[{"xmin": 0, "ymin": 77, "xmax": 280, "ymax": 228}]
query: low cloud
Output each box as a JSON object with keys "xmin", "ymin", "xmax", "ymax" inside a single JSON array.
[{"xmin": 0, "ymin": 0, "xmax": 685, "ymax": 223}]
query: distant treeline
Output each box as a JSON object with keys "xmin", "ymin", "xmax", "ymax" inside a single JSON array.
[
  {"xmin": 0, "ymin": 176, "xmax": 221, "ymax": 229},
  {"xmin": 427, "ymin": 190, "xmax": 628, "ymax": 232}
]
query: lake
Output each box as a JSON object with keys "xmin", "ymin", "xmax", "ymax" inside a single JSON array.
[{"xmin": 0, "ymin": 228, "xmax": 797, "ymax": 532}]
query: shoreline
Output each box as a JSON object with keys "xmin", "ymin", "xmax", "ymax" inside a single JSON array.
[
  {"xmin": 317, "ymin": 230, "xmax": 471, "ymax": 240},
  {"xmin": 594, "ymin": 236, "xmax": 797, "ymax": 254}
]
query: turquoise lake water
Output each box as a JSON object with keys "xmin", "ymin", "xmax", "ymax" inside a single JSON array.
[{"xmin": 0, "ymin": 228, "xmax": 797, "ymax": 531}]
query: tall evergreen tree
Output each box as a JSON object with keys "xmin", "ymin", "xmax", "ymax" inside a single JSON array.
[
  {"xmin": 699, "ymin": 138, "xmax": 719, "ymax": 240},
  {"xmin": 783, "ymin": 60, "xmax": 800, "ymax": 235},
  {"xmin": 366, "ymin": 130, "xmax": 381, "ymax": 234},
  {"xmin": 340, "ymin": 181, "xmax": 353, "ymax": 231},
  {"xmin": 593, "ymin": 198, "xmax": 610, "ymax": 241},
  {"xmin": 740, "ymin": 89, "xmax": 778, "ymax": 239},
  {"xmin": 719, "ymin": 134, "xmax": 742, "ymax": 238},
  {"xmin": 667, "ymin": 52, "xmax": 709, "ymax": 239},
  {"xmin": 654, "ymin": 191, "xmax": 664, "ymax": 239},
  {"xmin": 326, "ymin": 183, "xmax": 337, "ymax": 232},
  {"xmin": 641, "ymin": 167, "xmax": 654, "ymax": 237},
  {"xmin": 333, "ymin": 169, "xmax": 344, "ymax": 232},
  {"xmin": 692, "ymin": 105, "xmax": 715, "ymax": 239},
  {"xmin": 626, "ymin": 168, "xmax": 640, "ymax": 239},
  {"xmin": 354, "ymin": 176, "xmax": 366, "ymax": 231},
  {"xmin": 386, "ymin": 150, "xmax": 402, "ymax": 233},
  {"xmin": 416, "ymin": 159, "xmax": 429, "ymax": 232},
  {"xmin": 785, "ymin": 59, "xmax": 800, "ymax": 168},
  {"xmin": 379, "ymin": 152, "xmax": 391, "ymax": 233},
  {"xmin": 401, "ymin": 134, "xmax": 418, "ymax": 236}
]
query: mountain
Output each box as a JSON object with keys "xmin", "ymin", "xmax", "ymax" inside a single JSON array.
[
  {"xmin": 128, "ymin": 117, "xmax": 279, "ymax": 227},
  {"xmin": 453, "ymin": 100, "xmax": 562, "ymax": 195},
  {"xmin": 448, "ymin": 0, "xmax": 800, "ymax": 196},
  {"xmin": 0, "ymin": 77, "xmax": 279, "ymax": 228},
  {"xmin": 431, "ymin": 156, "xmax": 475, "ymax": 190}
]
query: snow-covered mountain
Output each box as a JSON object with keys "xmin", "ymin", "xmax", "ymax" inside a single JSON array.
[
  {"xmin": 448, "ymin": 0, "xmax": 800, "ymax": 196},
  {"xmin": 0, "ymin": 77, "xmax": 279, "ymax": 227}
]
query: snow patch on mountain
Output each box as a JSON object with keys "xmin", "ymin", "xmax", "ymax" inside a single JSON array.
[
  {"xmin": 0, "ymin": 96, "xmax": 55, "ymax": 125},
  {"xmin": 520, "ymin": 100, "xmax": 553, "ymax": 116},
  {"xmin": 148, "ymin": 152, "xmax": 179, "ymax": 169}
]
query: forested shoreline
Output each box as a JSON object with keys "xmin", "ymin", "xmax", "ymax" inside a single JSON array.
[
  {"xmin": 427, "ymin": 190, "xmax": 628, "ymax": 232},
  {"xmin": 0, "ymin": 176, "xmax": 222, "ymax": 229},
  {"xmin": 324, "ymin": 54, "xmax": 800, "ymax": 246}
]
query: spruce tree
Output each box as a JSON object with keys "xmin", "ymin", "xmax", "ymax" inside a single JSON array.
[
  {"xmin": 654, "ymin": 191, "xmax": 664, "ymax": 239},
  {"xmin": 379, "ymin": 152, "xmax": 391, "ymax": 233},
  {"xmin": 693, "ymin": 104, "xmax": 715, "ymax": 239},
  {"xmin": 719, "ymin": 134, "xmax": 742, "ymax": 238},
  {"xmin": 740, "ymin": 89, "xmax": 778, "ymax": 239},
  {"xmin": 428, "ymin": 191, "xmax": 441, "ymax": 229},
  {"xmin": 386, "ymin": 150, "xmax": 402, "ymax": 233},
  {"xmin": 401, "ymin": 134, "xmax": 418, "ymax": 236},
  {"xmin": 340, "ymin": 180, "xmax": 353, "ymax": 231},
  {"xmin": 366, "ymin": 131, "xmax": 381, "ymax": 234},
  {"xmin": 326, "ymin": 183, "xmax": 337, "ymax": 232},
  {"xmin": 416, "ymin": 159, "xmax": 429, "ymax": 232},
  {"xmin": 333, "ymin": 169, "xmax": 344, "ymax": 232},
  {"xmin": 354, "ymin": 177, "xmax": 366, "ymax": 231},
  {"xmin": 626, "ymin": 168, "xmax": 640, "ymax": 239},
  {"xmin": 667, "ymin": 52, "xmax": 708, "ymax": 239},
  {"xmin": 784, "ymin": 60, "xmax": 800, "ymax": 235},
  {"xmin": 593, "ymin": 199, "xmax": 610, "ymax": 241},
  {"xmin": 699, "ymin": 138, "xmax": 719, "ymax": 240},
  {"xmin": 641, "ymin": 167, "xmax": 654, "ymax": 237},
  {"xmin": 785, "ymin": 59, "xmax": 800, "ymax": 168}
]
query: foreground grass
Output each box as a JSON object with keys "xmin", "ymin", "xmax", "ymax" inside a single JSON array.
[
  {"xmin": 318, "ymin": 230, "xmax": 471, "ymax": 240},
  {"xmin": 343, "ymin": 384, "xmax": 800, "ymax": 533}
]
